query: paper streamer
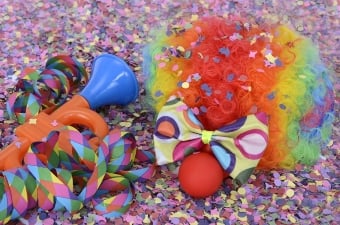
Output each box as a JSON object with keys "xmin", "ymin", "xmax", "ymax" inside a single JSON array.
[
  {"xmin": 0, "ymin": 126, "xmax": 155, "ymax": 224},
  {"xmin": 6, "ymin": 55, "xmax": 88, "ymax": 124}
]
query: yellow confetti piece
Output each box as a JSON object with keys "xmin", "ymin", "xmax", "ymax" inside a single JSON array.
[
  {"xmin": 143, "ymin": 215, "xmax": 151, "ymax": 224},
  {"xmin": 72, "ymin": 213, "xmax": 82, "ymax": 220},
  {"xmin": 154, "ymin": 197, "xmax": 162, "ymax": 204},
  {"xmin": 182, "ymin": 82, "xmax": 190, "ymax": 89},
  {"xmin": 312, "ymin": 207, "xmax": 321, "ymax": 213},
  {"xmin": 316, "ymin": 180, "xmax": 323, "ymax": 186},
  {"xmin": 287, "ymin": 214, "xmax": 297, "ymax": 223},
  {"xmin": 119, "ymin": 121, "xmax": 132, "ymax": 127},
  {"xmin": 230, "ymin": 190, "xmax": 238, "ymax": 200},
  {"xmin": 282, "ymin": 205, "xmax": 290, "ymax": 210},
  {"xmin": 133, "ymin": 34, "xmax": 142, "ymax": 44},
  {"xmin": 134, "ymin": 66, "xmax": 141, "ymax": 71},
  {"xmin": 175, "ymin": 192, "xmax": 184, "ymax": 202},
  {"xmin": 189, "ymin": 221, "xmax": 199, "ymax": 225},
  {"xmin": 287, "ymin": 180, "xmax": 296, "ymax": 188},
  {"xmin": 240, "ymin": 198, "xmax": 248, "ymax": 205},
  {"xmin": 250, "ymin": 174, "xmax": 256, "ymax": 180},
  {"xmin": 191, "ymin": 14, "xmax": 198, "ymax": 21},
  {"xmin": 84, "ymin": 47, "xmax": 90, "ymax": 53},
  {"xmin": 327, "ymin": 139, "xmax": 334, "ymax": 147},
  {"xmin": 15, "ymin": 32, "xmax": 21, "ymax": 38},
  {"xmin": 265, "ymin": 53, "xmax": 277, "ymax": 63},
  {"xmin": 177, "ymin": 46, "xmax": 185, "ymax": 52},
  {"xmin": 226, "ymin": 199, "xmax": 234, "ymax": 205},
  {"xmin": 238, "ymin": 187, "xmax": 246, "ymax": 195},
  {"xmin": 170, "ymin": 211, "xmax": 188, "ymax": 218},
  {"xmin": 144, "ymin": 6, "xmax": 150, "ymax": 13},
  {"xmin": 285, "ymin": 189, "xmax": 295, "ymax": 198},
  {"xmin": 258, "ymin": 205, "xmax": 265, "ymax": 210},
  {"xmin": 47, "ymin": 36, "xmax": 54, "ymax": 43},
  {"xmin": 24, "ymin": 57, "xmax": 30, "ymax": 64},
  {"xmin": 327, "ymin": 195, "xmax": 334, "ymax": 203}
]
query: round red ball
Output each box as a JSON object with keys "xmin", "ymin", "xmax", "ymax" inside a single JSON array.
[{"xmin": 178, "ymin": 152, "xmax": 224, "ymax": 198}]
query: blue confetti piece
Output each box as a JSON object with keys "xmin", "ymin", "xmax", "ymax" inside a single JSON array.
[
  {"xmin": 154, "ymin": 90, "xmax": 163, "ymax": 97},
  {"xmin": 201, "ymin": 83, "xmax": 212, "ymax": 96},
  {"xmin": 279, "ymin": 104, "xmax": 286, "ymax": 110},
  {"xmin": 219, "ymin": 47, "xmax": 230, "ymax": 57},
  {"xmin": 213, "ymin": 57, "xmax": 220, "ymax": 63},
  {"xmin": 200, "ymin": 105, "xmax": 207, "ymax": 113},
  {"xmin": 226, "ymin": 91, "xmax": 233, "ymax": 100},
  {"xmin": 235, "ymin": 23, "xmax": 242, "ymax": 31},
  {"xmin": 192, "ymin": 73, "xmax": 201, "ymax": 81},
  {"xmin": 267, "ymin": 92, "xmax": 275, "ymax": 100},
  {"xmin": 275, "ymin": 58, "xmax": 283, "ymax": 66},
  {"xmin": 201, "ymin": 83, "xmax": 209, "ymax": 90},
  {"xmin": 227, "ymin": 73, "xmax": 234, "ymax": 81}
]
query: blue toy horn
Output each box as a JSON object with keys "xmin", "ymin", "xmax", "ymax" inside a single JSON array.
[{"xmin": 80, "ymin": 54, "xmax": 139, "ymax": 109}]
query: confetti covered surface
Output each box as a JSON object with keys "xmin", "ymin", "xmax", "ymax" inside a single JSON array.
[{"xmin": 0, "ymin": 0, "xmax": 339, "ymax": 224}]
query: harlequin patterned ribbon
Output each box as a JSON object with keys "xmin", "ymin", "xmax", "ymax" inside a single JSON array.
[
  {"xmin": 6, "ymin": 55, "xmax": 88, "ymax": 124},
  {"xmin": 154, "ymin": 97, "xmax": 269, "ymax": 187},
  {"xmin": 0, "ymin": 126, "xmax": 155, "ymax": 224}
]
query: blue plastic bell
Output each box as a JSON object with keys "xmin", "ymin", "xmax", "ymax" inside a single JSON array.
[{"xmin": 80, "ymin": 54, "xmax": 139, "ymax": 109}]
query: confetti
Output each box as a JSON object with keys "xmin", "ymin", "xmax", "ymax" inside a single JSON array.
[
  {"xmin": 218, "ymin": 47, "xmax": 230, "ymax": 57},
  {"xmin": 0, "ymin": 0, "xmax": 339, "ymax": 225},
  {"xmin": 181, "ymin": 82, "xmax": 190, "ymax": 89}
]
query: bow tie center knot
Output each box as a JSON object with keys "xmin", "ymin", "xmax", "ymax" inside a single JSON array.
[{"xmin": 201, "ymin": 130, "xmax": 213, "ymax": 144}]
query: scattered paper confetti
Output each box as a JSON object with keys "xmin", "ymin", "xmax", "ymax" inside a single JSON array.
[{"xmin": 0, "ymin": 0, "xmax": 339, "ymax": 224}]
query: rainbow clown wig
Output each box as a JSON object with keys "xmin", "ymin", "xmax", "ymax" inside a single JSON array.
[{"xmin": 143, "ymin": 16, "xmax": 334, "ymax": 170}]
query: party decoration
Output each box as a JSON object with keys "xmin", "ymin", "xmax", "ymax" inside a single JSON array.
[
  {"xmin": 0, "ymin": 126, "xmax": 155, "ymax": 223},
  {"xmin": 1, "ymin": 54, "xmax": 155, "ymax": 223},
  {"xmin": 178, "ymin": 152, "xmax": 224, "ymax": 198},
  {"xmin": 1, "ymin": 54, "xmax": 139, "ymax": 171},
  {"xmin": 144, "ymin": 16, "xmax": 335, "ymax": 170},
  {"xmin": 7, "ymin": 55, "xmax": 88, "ymax": 124},
  {"xmin": 154, "ymin": 97, "xmax": 268, "ymax": 187}
]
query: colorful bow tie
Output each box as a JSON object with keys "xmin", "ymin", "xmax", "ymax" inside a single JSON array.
[{"xmin": 153, "ymin": 97, "xmax": 269, "ymax": 186}]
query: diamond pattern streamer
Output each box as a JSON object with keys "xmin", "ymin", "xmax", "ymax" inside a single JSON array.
[
  {"xmin": 6, "ymin": 55, "xmax": 88, "ymax": 124},
  {"xmin": 0, "ymin": 126, "xmax": 155, "ymax": 223}
]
